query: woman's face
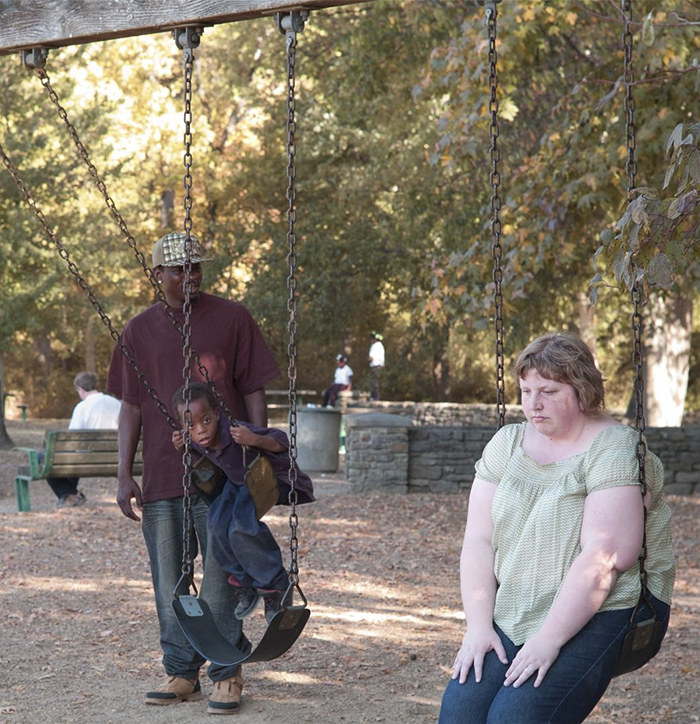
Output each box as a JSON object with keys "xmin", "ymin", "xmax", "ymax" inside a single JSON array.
[{"xmin": 519, "ymin": 368, "xmax": 583, "ymax": 439}]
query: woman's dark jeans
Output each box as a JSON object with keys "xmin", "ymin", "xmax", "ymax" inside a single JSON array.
[{"xmin": 438, "ymin": 594, "xmax": 670, "ymax": 724}]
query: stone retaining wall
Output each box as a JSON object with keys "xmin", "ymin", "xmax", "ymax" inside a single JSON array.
[
  {"xmin": 348, "ymin": 400, "xmax": 700, "ymax": 428},
  {"xmin": 345, "ymin": 414, "xmax": 700, "ymax": 496}
]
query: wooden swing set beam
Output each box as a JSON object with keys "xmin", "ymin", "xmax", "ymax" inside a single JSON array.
[{"xmin": 0, "ymin": 0, "xmax": 370, "ymax": 56}]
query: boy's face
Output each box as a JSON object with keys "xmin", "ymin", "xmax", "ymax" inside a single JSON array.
[{"xmin": 178, "ymin": 397, "xmax": 220, "ymax": 450}]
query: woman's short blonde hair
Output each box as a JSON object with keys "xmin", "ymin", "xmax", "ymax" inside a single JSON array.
[{"xmin": 514, "ymin": 333, "xmax": 605, "ymax": 416}]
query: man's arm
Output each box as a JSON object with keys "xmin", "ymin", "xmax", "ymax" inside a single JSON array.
[
  {"xmin": 242, "ymin": 387, "xmax": 268, "ymax": 428},
  {"xmin": 116, "ymin": 401, "xmax": 144, "ymax": 521}
]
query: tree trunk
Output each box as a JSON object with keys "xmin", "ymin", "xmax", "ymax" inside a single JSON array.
[
  {"xmin": 640, "ymin": 292, "xmax": 692, "ymax": 427},
  {"xmin": 161, "ymin": 189, "xmax": 175, "ymax": 229},
  {"xmin": 85, "ymin": 316, "xmax": 96, "ymax": 372},
  {"xmin": 432, "ymin": 324, "xmax": 451, "ymax": 402},
  {"xmin": 35, "ymin": 333, "xmax": 52, "ymax": 376},
  {"xmin": 0, "ymin": 350, "xmax": 15, "ymax": 449},
  {"xmin": 572, "ymin": 291, "xmax": 597, "ymax": 358}
]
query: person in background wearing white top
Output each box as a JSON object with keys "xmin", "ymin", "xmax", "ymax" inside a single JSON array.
[
  {"xmin": 438, "ymin": 333, "xmax": 674, "ymax": 724},
  {"xmin": 322, "ymin": 354, "xmax": 353, "ymax": 407},
  {"xmin": 368, "ymin": 332, "xmax": 385, "ymax": 401},
  {"xmin": 45, "ymin": 371, "xmax": 122, "ymax": 508}
]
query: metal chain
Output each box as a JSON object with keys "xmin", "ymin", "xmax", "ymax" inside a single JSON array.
[
  {"xmin": 623, "ymin": 2, "xmax": 638, "ymax": 195},
  {"xmin": 33, "ymin": 66, "xmax": 167, "ymax": 305},
  {"xmin": 485, "ymin": 2, "xmax": 506, "ymax": 430},
  {"xmin": 0, "ymin": 142, "xmax": 179, "ymax": 431},
  {"xmin": 177, "ymin": 29, "xmax": 200, "ymax": 582},
  {"xmin": 30, "ymin": 59, "xmax": 240, "ymax": 433},
  {"xmin": 283, "ymin": 16, "xmax": 301, "ymax": 585},
  {"xmin": 623, "ymin": 0, "xmax": 650, "ymax": 600}
]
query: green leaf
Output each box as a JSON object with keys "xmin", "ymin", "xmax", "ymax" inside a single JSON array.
[
  {"xmin": 646, "ymin": 252, "xmax": 674, "ymax": 289},
  {"xmin": 642, "ymin": 13, "xmax": 655, "ymax": 47},
  {"xmin": 589, "ymin": 273, "xmax": 603, "ymax": 306},
  {"xmin": 688, "ymin": 150, "xmax": 700, "ymax": 185},
  {"xmin": 666, "ymin": 123, "xmax": 684, "ymax": 157},
  {"xmin": 595, "ymin": 76, "xmax": 622, "ymax": 111},
  {"xmin": 668, "ymin": 190, "xmax": 697, "ymax": 219},
  {"xmin": 663, "ymin": 160, "xmax": 677, "ymax": 190}
]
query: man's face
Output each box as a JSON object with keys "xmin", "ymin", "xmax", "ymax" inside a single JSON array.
[{"xmin": 155, "ymin": 263, "xmax": 203, "ymax": 307}]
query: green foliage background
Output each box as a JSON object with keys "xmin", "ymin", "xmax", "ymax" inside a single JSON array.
[{"xmin": 0, "ymin": 0, "xmax": 698, "ymax": 418}]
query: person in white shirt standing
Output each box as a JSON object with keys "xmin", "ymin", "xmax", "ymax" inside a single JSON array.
[
  {"xmin": 46, "ymin": 371, "xmax": 122, "ymax": 507},
  {"xmin": 322, "ymin": 355, "xmax": 353, "ymax": 407},
  {"xmin": 368, "ymin": 332, "xmax": 385, "ymax": 401}
]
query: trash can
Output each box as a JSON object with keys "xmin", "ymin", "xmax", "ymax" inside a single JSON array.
[{"xmin": 296, "ymin": 406, "xmax": 342, "ymax": 472}]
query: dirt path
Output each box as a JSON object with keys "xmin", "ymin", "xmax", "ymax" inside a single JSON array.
[{"xmin": 1, "ymin": 421, "xmax": 698, "ymax": 724}]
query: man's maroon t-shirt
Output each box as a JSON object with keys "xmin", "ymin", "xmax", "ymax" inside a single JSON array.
[{"xmin": 106, "ymin": 293, "xmax": 280, "ymax": 502}]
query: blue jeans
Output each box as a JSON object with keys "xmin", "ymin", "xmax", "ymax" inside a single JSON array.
[
  {"xmin": 438, "ymin": 594, "xmax": 670, "ymax": 724},
  {"xmin": 207, "ymin": 481, "xmax": 289, "ymax": 591},
  {"xmin": 141, "ymin": 495, "xmax": 246, "ymax": 681}
]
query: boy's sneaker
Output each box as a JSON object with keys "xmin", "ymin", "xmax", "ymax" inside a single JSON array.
[
  {"xmin": 261, "ymin": 590, "xmax": 284, "ymax": 623},
  {"xmin": 234, "ymin": 587, "xmax": 260, "ymax": 620}
]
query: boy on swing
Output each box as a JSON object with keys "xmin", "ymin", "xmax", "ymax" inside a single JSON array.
[{"xmin": 172, "ymin": 382, "xmax": 314, "ymax": 622}]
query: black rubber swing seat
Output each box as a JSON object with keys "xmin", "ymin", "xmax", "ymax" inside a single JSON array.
[{"xmin": 172, "ymin": 594, "xmax": 311, "ymax": 666}]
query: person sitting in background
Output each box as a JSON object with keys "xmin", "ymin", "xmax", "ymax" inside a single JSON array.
[
  {"xmin": 438, "ymin": 332, "xmax": 675, "ymax": 724},
  {"xmin": 322, "ymin": 354, "xmax": 353, "ymax": 408},
  {"xmin": 46, "ymin": 371, "xmax": 121, "ymax": 508}
]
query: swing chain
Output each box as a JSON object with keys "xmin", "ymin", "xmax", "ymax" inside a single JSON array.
[
  {"xmin": 281, "ymin": 11, "xmax": 303, "ymax": 584},
  {"xmin": 0, "ymin": 143, "xmax": 179, "ymax": 431},
  {"xmin": 177, "ymin": 28, "xmax": 201, "ymax": 580},
  {"xmin": 485, "ymin": 1, "xmax": 506, "ymax": 430},
  {"xmin": 622, "ymin": 1, "xmax": 637, "ymax": 195},
  {"xmin": 26, "ymin": 57, "xmax": 244, "ymax": 432},
  {"xmin": 623, "ymin": 0, "xmax": 650, "ymax": 597},
  {"xmin": 30, "ymin": 65, "xmax": 168, "ymax": 307}
]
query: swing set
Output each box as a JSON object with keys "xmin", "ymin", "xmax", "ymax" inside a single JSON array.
[{"xmin": 0, "ymin": 0, "xmax": 666, "ymax": 679}]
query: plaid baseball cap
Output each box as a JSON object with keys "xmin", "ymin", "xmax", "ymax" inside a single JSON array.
[{"xmin": 152, "ymin": 232, "xmax": 212, "ymax": 267}]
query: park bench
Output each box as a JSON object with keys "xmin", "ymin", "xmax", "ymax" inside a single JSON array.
[{"xmin": 13, "ymin": 430, "xmax": 143, "ymax": 513}]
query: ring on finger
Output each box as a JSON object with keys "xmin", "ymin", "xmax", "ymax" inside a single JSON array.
[{"xmin": 525, "ymin": 665, "xmax": 535, "ymax": 672}]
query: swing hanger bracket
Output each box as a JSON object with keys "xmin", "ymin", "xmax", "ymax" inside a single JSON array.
[
  {"xmin": 21, "ymin": 47, "xmax": 49, "ymax": 70},
  {"xmin": 276, "ymin": 10, "xmax": 310, "ymax": 40},
  {"xmin": 477, "ymin": 0, "xmax": 502, "ymax": 21},
  {"xmin": 173, "ymin": 26, "xmax": 203, "ymax": 61}
]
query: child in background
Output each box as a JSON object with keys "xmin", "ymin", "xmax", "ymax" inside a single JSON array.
[{"xmin": 172, "ymin": 382, "xmax": 314, "ymax": 622}]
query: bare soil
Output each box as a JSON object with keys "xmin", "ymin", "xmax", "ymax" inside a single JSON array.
[{"xmin": 0, "ymin": 419, "xmax": 698, "ymax": 724}]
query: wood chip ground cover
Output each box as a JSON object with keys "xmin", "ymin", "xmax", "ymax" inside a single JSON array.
[{"xmin": 1, "ymin": 421, "xmax": 698, "ymax": 723}]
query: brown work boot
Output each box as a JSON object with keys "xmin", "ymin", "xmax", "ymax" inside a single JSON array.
[
  {"xmin": 145, "ymin": 676, "xmax": 202, "ymax": 705},
  {"xmin": 207, "ymin": 671, "xmax": 245, "ymax": 715}
]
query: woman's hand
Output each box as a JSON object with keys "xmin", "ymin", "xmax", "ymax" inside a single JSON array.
[
  {"xmin": 451, "ymin": 626, "xmax": 508, "ymax": 684},
  {"xmin": 172, "ymin": 430, "xmax": 184, "ymax": 451},
  {"xmin": 503, "ymin": 632, "xmax": 561, "ymax": 688}
]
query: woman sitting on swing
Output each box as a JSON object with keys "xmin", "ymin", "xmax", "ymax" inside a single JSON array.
[{"xmin": 439, "ymin": 333, "xmax": 675, "ymax": 724}]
